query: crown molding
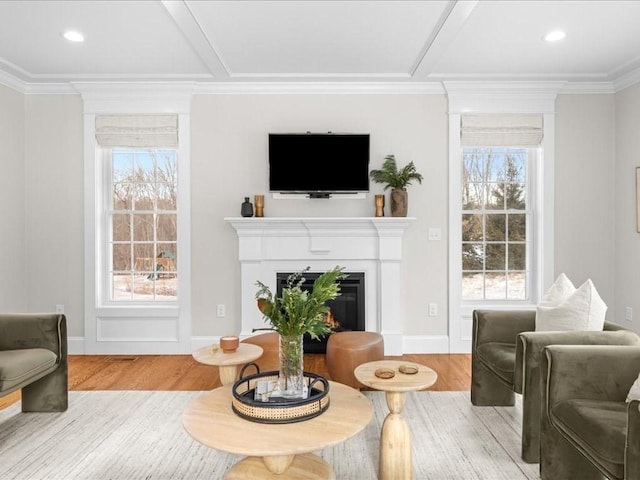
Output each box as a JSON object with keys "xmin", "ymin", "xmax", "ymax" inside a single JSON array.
[
  {"xmin": 559, "ymin": 82, "xmax": 616, "ymax": 94},
  {"xmin": 0, "ymin": 69, "xmax": 26, "ymax": 93},
  {"xmin": 72, "ymin": 82, "xmax": 196, "ymax": 114},
  {"xmin": 193, "ymin": 81, "xmax": 445, "ymax": 95},
  {"xmin": 613, "ymin": 67, "xmax": 640, "ymax": 93},
  {"xmin": 443, "ymin": 81, "xmax": 565, "ymax": 114},
  {"xmin": 0, "ymin": 69, "xmax": 638, "ymax": 97}
]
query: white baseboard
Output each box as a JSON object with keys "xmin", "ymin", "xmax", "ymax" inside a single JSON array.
[
  {"xmin": 68, "ymin": 334, "xmax": 461, "ymax": 355},
  {"xmin": 68, "ymin": 337, "xmax": 85, "ymax": 354},
  {"xmin": 402, "ymin": 335, "xmax": 451, "ymax": 354}
]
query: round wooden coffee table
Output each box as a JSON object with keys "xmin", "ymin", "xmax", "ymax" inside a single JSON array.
[
  {"xmin": 354, "ymin": 360, "xmax": 437, "ymax": 480},
  {"xmin": 192, "ymin": 343, "xmax": 263, "ymax": 385},
  {"xmin": 183, "ymin": 381, "xmax": 373, "ymax": 479}
]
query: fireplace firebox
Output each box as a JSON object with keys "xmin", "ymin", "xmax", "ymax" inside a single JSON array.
[{"xmin": 276, "ymin": 272, "xmax": 365, "ymax": 353}]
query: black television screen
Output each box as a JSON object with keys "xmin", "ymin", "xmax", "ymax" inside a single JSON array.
[{"xmin": 269, "ymin": 133, "xmax": 370, "ymax": 194}]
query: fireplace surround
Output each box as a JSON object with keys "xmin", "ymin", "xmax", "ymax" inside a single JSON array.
[{"xmin": 225, "ymin": 217, "xmax": 414, "ymax": 355}]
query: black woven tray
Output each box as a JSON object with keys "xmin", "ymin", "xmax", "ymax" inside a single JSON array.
[{"xmin": 231, "ymin": 369, "xmax": 330, "ymax": 424}]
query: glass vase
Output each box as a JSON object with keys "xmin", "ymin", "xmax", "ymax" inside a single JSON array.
[{"xmin": 278, "ymin": 333, "xmax": 305, "ymax": 399}]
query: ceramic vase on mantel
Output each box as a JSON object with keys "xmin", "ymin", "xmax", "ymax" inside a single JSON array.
[
  {"xmin": 390, "ymin": 188, "xmax": 408, "ymax": 217},
  {"xmin": 278, "ymin": 333, "xmax": 305, "ymax": 399}
]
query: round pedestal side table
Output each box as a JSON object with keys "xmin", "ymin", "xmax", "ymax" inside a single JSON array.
[
  {"xmin": 354, "ymin": 360, "xmax": 438, "ymax": 480},
  {"xmin": 192, "ymin": 343, "xmax": 263, "ymax": 386}
]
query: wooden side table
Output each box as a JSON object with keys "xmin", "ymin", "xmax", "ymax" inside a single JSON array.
[
  {"xmin": 192, "ymin": 343, "xmax": 263, "ymax": 385},
  {"xmin": 354, "ymin": 360, "xmax": 438, "ymax": 480},
  {"xmin": 183, "ymin": 381, "xmax": 373, "ymax": 479}
]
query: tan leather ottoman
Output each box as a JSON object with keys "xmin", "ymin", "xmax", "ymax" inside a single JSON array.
[
  {"xmin": 240, "ymin": 332, "xmax": 280, "ymax": 374},
  {"xmin": 326, "ymin": 331, "xmax": 384, "ymax": 389}
]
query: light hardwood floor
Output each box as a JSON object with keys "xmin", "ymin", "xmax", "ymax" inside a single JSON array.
[{"xmin": 1, "ymin": 353, "xmax": 471, "ymax": 410}]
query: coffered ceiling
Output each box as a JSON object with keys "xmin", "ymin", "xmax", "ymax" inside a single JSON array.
[{"xmin": 1, "ymin": 0, "xmax": 639, "ymax": 93}]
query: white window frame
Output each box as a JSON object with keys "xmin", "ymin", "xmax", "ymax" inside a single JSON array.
[
  {"xmin": 81, "ymin": 89, "xmax": 192, "ymax": 354},
  {"xmin": 100, "ymin": 147, "xmax": 179, "ymax": 305},
  {"xmin": 460, "ymin": 146, "xmax": 537, "ymax": 303},
  {"xmin": 445, "ymin": 83, "xmax": 558, "ymax": 353}
]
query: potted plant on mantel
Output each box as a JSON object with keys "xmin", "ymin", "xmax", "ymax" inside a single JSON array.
[
  {"xmin": 370, "ymin": 154, "xmax": 423, "ymax": 217},
  {"xmin": 255, "ymin": 266, "xmax": 346, "ymax": 399}
]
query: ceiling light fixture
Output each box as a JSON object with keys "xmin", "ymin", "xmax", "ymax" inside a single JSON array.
[
  {"xmin": 63, "ymin": 30, "xmax": 85, "ymax": 43},
  {"xmin": 544, "ymin": 30, "xmax": 566, "ymax": 42}
]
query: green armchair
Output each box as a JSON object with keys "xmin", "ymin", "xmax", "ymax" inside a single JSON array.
[
  {"xmin": 471, "ymin": 309, "xmax": 639, "ymax": 463},
  {"xmin": 0, "ymin": 313, "xmax": 68, "ymax": 412},
  {"xmin": 541, "ymin": 345, "xmax": 640, "ymax": 480}
]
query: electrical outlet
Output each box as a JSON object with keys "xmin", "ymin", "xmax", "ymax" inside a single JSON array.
[
  {"xmin": 625, "ymin": 307, "xmax": 633, "ymax": 322},
  {"xmin": 428, "ymin": 303, "xmax": 438, "ymax": 316},
  {"xmin": 428, "ymin": 228, "xmax": 442, "ymax": 241},
  {"xmin": 216, "ymin": 304, "xmax": 226, "ymax": 318},
  {"xmin": 55, "ymin": 304, "xmax": 64, "ymax": 314}
]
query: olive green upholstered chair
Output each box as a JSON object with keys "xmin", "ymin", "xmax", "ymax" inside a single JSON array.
[
  {"xmin": 471, "ymin": 309, "xmax": 639, "ymax": 463},
  {"xmin": 0, "ymin": 313, "xmax": 68, "ymax": 412},
  {"xmin": 541, "ymin": 345, "xmax": 640, "ymax": 480}
]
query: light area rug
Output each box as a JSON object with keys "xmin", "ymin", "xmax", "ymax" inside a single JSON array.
[{"xmin": 0, "ymin": 391, "xmax": 539, "ymax": 480}]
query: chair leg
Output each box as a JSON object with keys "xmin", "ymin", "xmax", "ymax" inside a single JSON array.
[
  {"xmin": 21, "ymin": 365, "xmax": 68, "ymax": 412},
  {"xmin": 521, "ymin": 392, "xmax": 541, "ymax": 463},
  {"xmin": 471, "ymin": 360, "xmax": 514, "ymax": 406}
]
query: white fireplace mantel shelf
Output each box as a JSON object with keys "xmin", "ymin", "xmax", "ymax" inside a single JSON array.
[{"xmin": 225, "ymin": 217, "xmax": 415, "ymax": 355}]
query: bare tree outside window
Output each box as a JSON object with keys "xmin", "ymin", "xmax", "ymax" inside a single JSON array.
[
  {"xmin": 109, "ymin": 149, "xmax": 178, "ymax": 301},
  {"xmin": 462, "ymin": 147, "xmax": 529, "ymax": 301}
]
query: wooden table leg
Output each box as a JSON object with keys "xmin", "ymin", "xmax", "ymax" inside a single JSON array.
[
  {"xmin": 218, "ymin": 365, "xmax": 239, "ymax": 385},
  {"xmin": 224, "ymin": 453, "xmax": 335, "ymax": 479},
  {"xmin": 379, "ymin": 391, "xmax": 412, "ymax": 480}
]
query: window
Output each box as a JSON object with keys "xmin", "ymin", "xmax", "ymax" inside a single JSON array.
[
  {"xmin": 108, "ymin": 148, "xmax": 178, "ymax": 302},
  {"xmin": 462, "ymin": 147, "xmax": 533, "ymax": 301}
]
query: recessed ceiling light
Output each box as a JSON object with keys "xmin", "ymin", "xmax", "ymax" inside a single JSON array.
[
  {"xmin": 544, "ymin": 30, "xmax": 566, "ymax": 42},
  {"xmin": 63, "ymin": 30, "xmax": 85, "ymax": 43}
]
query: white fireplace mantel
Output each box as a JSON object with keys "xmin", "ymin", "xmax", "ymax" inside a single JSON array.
[{"xmin": 225, "ymin": 217, "xmax": 414, "ymax": 355}]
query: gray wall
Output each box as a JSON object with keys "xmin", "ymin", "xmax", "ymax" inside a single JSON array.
[
  {"xmin": 190, "ymin": 94, "xmax": 449, "ymax": 338},
  {"xmin": 555, "ymin": 94, "xmax": 617, "ymax": 321},
  {"xmin": 23, "ymin": 95, "xmax": 84, "ymax": 335},
  {"xmin": 0, "ymin": 85, "xmax": 26, "ymax": 311},
  {"xmin": 615, "ymin": 82, "xmax": 640, "ymax": 334},
  {"xmin": 2, "ymin": 85, "xmax": 637, "ymax": 345}
]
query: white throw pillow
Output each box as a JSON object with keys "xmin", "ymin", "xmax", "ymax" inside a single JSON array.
[
  {"xmin": 536, "ymin": 278, "xmax": 607, "ymax": 332},
  {"xmin": 627, "ymin": 373, "xmax": 640, "ymax": 402},
  {"xmin": 538, "ymin": 273, "xmax": 576, "ymax": 307}
]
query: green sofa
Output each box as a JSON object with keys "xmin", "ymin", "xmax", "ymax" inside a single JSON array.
[
  {"xmin": 471, "ymin": 309, "xmax": 639, "ymax": 463},
  {"xmin": 541, "ymin": 345, "xmax": 640, "ymax": 480},
  {"xmin": 0, "ymin": 313, "xmax": 68, "ymax": 412}
]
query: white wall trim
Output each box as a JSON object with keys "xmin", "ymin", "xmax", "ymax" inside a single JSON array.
[
  {"xmin": 73, "ymin": 82, "xmax": 195, "ymax": 114},
  {"xmin": 446, "ymin": 84, "xmax": 558, "ymax": 353},
  {"xmin": 2, "ymin": 71, "xmax": 639, "ymax": 96},
  {"xmin": 68, "ymin": 337, "xmax": 86, "ymax": 355},
  {"xmin": 70, "ymin": 334, "xmax": 451, "ymax": 355},
  {"xmin": 81, "ymin": 91, "xmax": 193, "ymax": 354},
  {"xmin": 402, "ymin": 335, "xmax": 450, "ymax": 354},
  {"xmin": 194, "ymin": 81, "xmax": 446, "ymax": 95}
]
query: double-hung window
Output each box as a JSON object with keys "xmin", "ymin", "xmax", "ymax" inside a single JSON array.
[
  {"xmin": 462, "ymin": 146, "xmax": 533, "ymax": 301},
  {"xmin": 96, "ymin": 115, "xmax": 180, "ymax": 305},
  {"xmin": 109, "ymin": 148, "xmax": 178, "ymax": 302},
  {"xmin": 459, "ymin": 114, "xmax": 543, "ymax": 304}
]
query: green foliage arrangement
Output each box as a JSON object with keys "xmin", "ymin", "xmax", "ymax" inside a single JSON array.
[
  {"xmin": 369, "ymin": 154, "xmax": 424, "ymax": 190},
  {"xmin": 255, "ymin": 266, "xmax": 347, "ymax": 339}
]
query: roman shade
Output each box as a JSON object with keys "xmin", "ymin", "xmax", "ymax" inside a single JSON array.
[
  {"xmin": 95, "ymin": 115, "xmax": 178, "ymax": 148},
  {"xmin": 461, "ymin": 114, "xmax": 543, "ymax": 146}
]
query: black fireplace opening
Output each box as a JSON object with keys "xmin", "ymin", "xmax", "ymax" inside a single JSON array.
[{"xmin": 276, "ymin": 271, "xmax": 365, "ymax": 353}]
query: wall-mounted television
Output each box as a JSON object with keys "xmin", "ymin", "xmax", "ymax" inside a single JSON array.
[{"xmin": 269, "ymin": 133, "xmax": 370, "ymax": 197}]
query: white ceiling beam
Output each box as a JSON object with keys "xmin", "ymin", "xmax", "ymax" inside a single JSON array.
[
  {"xmin": 410, "ymin": 0, "xmax": 479, "ymax": 79},
  {"xmin": 161, "ymin": 0, "xmax": 230, "ymax": 80}
]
